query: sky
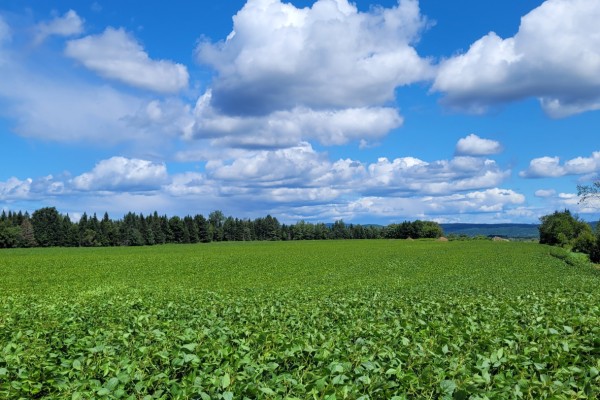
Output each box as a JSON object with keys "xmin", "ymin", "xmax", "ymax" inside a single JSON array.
[{"xmin": 0, "ymin": 0, "xmax": 599, "ymax": 224}]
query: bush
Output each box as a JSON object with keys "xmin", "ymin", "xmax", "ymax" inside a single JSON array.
[
  {"xmin": 539, "ymin": 210, "xmax": 600, "ymax": 263},
  {"xmin": 572, "ymin": 229, "xmax": 596, "ymax": 254},
  {"xmin": 539, "ymin": 210, "xmax": 592, "ymax": 249}
]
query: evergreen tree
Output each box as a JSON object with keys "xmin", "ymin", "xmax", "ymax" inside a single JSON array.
[
  {"xmin": 195, "ymin": 214, "xmax": 210, "ymax": 243},
  {"xmin": 169, "ymin": 216, "xmax": 186, "ymax": 243},
  {"xmin": 150, "ymin": 212, "xmax": 166, "ymax": 244},
  {"xmin": 139, "ymin": 215, "xmax": 155, "ymax": 245},
  {"xmin": 184, "ymin": 216, "xmax": 199, "ymax": 243}
]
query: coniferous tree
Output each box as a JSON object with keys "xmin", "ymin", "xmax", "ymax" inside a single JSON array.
[
  {"xmin": 150, "ymin": 212, "xmax": 166, "ymax": 244},
  {"xmin": 184, "ymin": 216, "xmax": 199, "ymax": 243},
  {"xmin": 195, "ymin": 214, "xmax": 210, "ymax": 243}
]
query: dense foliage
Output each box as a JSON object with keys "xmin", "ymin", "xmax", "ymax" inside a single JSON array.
[
  {"xmin": 539, "ymin": 209, "xmax": 600, "ymax": 262},
  {"xmin": 1, "ymin": 241, "xmax": 599, "ymax": 399},
  {"xmin": 0, "ymin": 207, "xmax": 442, "ymax": 248}
]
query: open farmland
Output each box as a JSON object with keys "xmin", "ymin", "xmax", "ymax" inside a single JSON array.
[{"xmin": 1, "ymin": 240, "xmax": 600, "ymax": 399}]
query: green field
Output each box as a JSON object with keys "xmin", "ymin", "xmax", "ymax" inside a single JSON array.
[{"xmin": 1, "ymin": 240, "xmax": 599, "ymax": 399}]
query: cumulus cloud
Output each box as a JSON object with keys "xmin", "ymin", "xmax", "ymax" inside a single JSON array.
[
  {"xmin": 34, "ymin": 10, "xmax": 84, "ymax": 44},
  {"xmin": 519, "ymin": 156, "xmax": 564, "ymax": 178},
  {"xmin": 455, "ymin": 134, "xmax": 502, "ymax": 156},
  {"xmin": 433, "ymin": 0, "xmax": 600, "ymax": 117},
  {"xmin": 0, "ymin": 27, "xmax": 189, "ymax": 146},
  {"xmin": 0, "ymin": 145, "xmax": 525, "ymax": 223},
  {"xmin": 66, "ymin": 27, "xmax": 189, "ymax": 93},
  {"xmin": 365, "ymin": 156, "xmax": 509, "ymax": 195},
  {"xmin": 277, "ymin": 188, "xmax": 526, "ymax": 223},
  {"xmin": 202, "ymin": 143, "xmax": 510, "ymax": 199},
  {"xmin": 0, "ymin": 175, "xmax": 66, "ymax": 201},
  {"xmin": 72, "ymin": 157, "xmax": 168, "ymax": 191},
  {"xmin": 520, "ymin": 152, "xmax": 600, "ymax": 178},
  {"xmin": 0, "ymin": 177, "xmax": 32, "ymax": 200},
  {"xmin": 207, "ymin": 142, "xmax": 330, "ymax": 185},
  {"xmin": 196, "ymin": 0, "xmax": 433, "ymax": 116},
  {"xmin": 189, "ymin": 90, "xmax": 403, "ymax": 148}
]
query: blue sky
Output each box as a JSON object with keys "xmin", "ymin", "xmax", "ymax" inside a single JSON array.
[{"xmin": 1, "ymin": 0, "xmax": 599, "ymax": 224}]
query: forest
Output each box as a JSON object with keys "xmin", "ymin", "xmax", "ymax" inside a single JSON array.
[{"xmin": 0, "ymin": 207, "xmax": 443, "ymax": 248}]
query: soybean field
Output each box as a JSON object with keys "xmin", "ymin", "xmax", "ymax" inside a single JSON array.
[{"xmin": 1, "ymin": 240, "xmax": 599, "ymax": 399}]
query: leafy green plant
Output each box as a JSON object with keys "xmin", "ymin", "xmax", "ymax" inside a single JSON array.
[{"xmin": 1, "ymin": 241, "xmax": 599, "ymax": 398}]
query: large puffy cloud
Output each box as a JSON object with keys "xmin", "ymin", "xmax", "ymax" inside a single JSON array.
[
  {"xmin": 196, "ymin": 0, "xmax": 433, "ymax": 116},
  {"xmin": 207, "ymin": 142, "xmax": 331, "ymax": 185},
  {"xmin": 189, "ymin": 90, "xmax": 403, "ymax": 148},
  {"xmin": 455, "ymin": 134, "xmax": 502, "ymax": 156},
  {"xmin": 34, "ymin": 10, "xmax": 84, "ymax": 44},
  {"xmin": 66, "ymin": 27, "xmax": 189, "ymax": 93},
  {"xmin": 433, "ymin": 0, "xmax": 600, "ymax": 117},
  {"xmin": 520, "ymin": 151, "xmax": 600, "ymax": 178},
  {"xmin": 72, "ymin": 157, "xmax": 168, "ymax": 191}
]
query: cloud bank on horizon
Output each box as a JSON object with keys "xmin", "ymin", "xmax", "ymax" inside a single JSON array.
[{"xmin": 0, "ymin": 0, "xmax": 599, "ymax": 224}]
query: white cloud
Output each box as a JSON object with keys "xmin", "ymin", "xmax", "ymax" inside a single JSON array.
[
  {"xmin": 519, "ymin": 156, "xmax": 564, "ymax": 178},
  {"xmin": 365, "ymin": 156, "xmax": 509, "ymax": 195},
  {"xmin": 34, "ymin": 10, "xmax": 84, "ymax": 44},
  {"xmin": 535, "ymin": 189, "xmax": 556, "ymax": 198},
  {"xmin": 0, "ymin": 145, "xmax": 528, "ymax": 223},
  {"xmin": 72, "ymin": 157, "xmax": 168, "ymax": 191},
  {"xmin": 532, "ymin": 190, "xmax": 600, "ymax": 216},
  {"xmin": 201, "ymin": 143, "xmax": 510, "ymax": 202},
  {"xmin": 0, "ymin": 177, "xmax": 32, "ymax": 200},
  {"xmin": 207, "ymin": 142, "xmax": 329, "ymax": 185},
  {"xmin": 196, "ymin": 0, "xmax": 433, "ymax": 115},
  {"xmin": 520, "ymin": 152, "xmax": 600, "ymax": 178},
  {"xmin": 0, "ymin": 32, "xmax": 187, "ymax": 147},
  {"xmin": 564, "ymin": 153, "xmax": 600, "ymax": 175},
  {"xmin": 277, "ymin": 188, "xmax": 526, "ymax": 223},
  {"xmin": 190, "ymin": 90, "xmax": 403, "ymax": 147},
  {"xmin": 433, "ymin": 0, "xmax": 600, "ymax": 117},
  {"xmin": 455, "ymin": 134, "xmax": 502, "ymax": 156},
  {"xmin": 66, "ymin": 27, "xmax": 189, "ymax": 93}
]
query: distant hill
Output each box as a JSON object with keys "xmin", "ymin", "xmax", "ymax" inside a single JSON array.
[{"xmin": 440, "ymin": 223, "xmax": 540, "ymax": 239}]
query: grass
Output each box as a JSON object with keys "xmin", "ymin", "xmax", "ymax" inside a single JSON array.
[{"xmin": 1, "ymin": 240, "xmax": 599, "ymax": 399}]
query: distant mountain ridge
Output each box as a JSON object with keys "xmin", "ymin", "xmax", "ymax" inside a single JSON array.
[{"xmin": 440, "ymin": 223, "xmax": 540, "ymax": 238}]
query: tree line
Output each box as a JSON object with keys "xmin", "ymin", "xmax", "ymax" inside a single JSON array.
[{"xmin": 0, "ymin": 207, "xmax": 444, "ymax": 248}]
